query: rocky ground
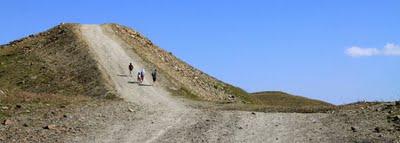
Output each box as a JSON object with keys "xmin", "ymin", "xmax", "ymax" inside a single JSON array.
[
  {"xmin": 323, "ymin": 102, "xmax": 400, "ymax": 142},
  {"xmin": 1, "ymin": 98, "xmax": 399, "ymax": 143},
  {"xmin": 0, "ymin": 97, "xmax": 139, "ymax": 142}
]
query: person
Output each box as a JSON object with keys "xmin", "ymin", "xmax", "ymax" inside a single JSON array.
[
  {"xmin": 128, "ymin": 63, "xmax": 134, "ymax": 77},
  {"xmin": 140, "ymin": 68, "xmax": 145, "ymax": 82},
  {"xmin": 137, "ymin": 72, "xmax": 142, "ymax": 83},
  {"xmin": 151, "ymin": 69, "xmax": 157, "ymax": 83}
]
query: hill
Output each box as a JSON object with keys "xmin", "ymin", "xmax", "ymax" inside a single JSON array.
[
  {"xmin": 250, "ymin": 91, "xmax": 332, "ymax": 107},
  {"xmin": 0, "ymin": 23, "xmax": 334, "ymax": 107}
]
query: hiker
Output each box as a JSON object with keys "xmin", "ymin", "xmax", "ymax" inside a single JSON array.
[
  {"xmin": 140, "ymin": 68, "xmax": 145, "ymax": 82},
  {"xmin": 137, "ymin": 72, "xmax": 142, "ymax": 83},
  {"xmin": 151, "ymin": 69, "xmax": 157, "ymax": 83},
  {"xmin": 128, "ymin": 63, "xmax": 134, "ymax": 77}
]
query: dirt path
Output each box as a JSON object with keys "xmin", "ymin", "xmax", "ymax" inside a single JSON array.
[{"xmin": 75, "ymin": 25, "xmax": 332, "ymax": 143}]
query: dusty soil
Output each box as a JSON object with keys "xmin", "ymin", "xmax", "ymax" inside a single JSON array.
[{"xmin": 0, "ymin": 95, "xmax": 139, "ymax": 143}]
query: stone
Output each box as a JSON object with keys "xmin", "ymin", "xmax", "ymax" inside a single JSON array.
[
  {"xmin": 3, "ymin": 119, "xmax": 13, "ymax": 125},
  {"xmin": 394, "ymin": 115, "xmax": 400, "ymax": 121},
  {"xmin": 128, "ymin": 108, "xmax": 134, "ymax": 112},
  {"xmin": 43, "ymin": 124, "xmax": 57, "ymax": 130},
  {"xmin": 374, "ymin": 127, "xmax": 381, "ymax": 133},
  {"xmin": 1, "ymin": 106, "xmax": 9, "ymax": 110},
  {"xmin": 351, "ymin": 127, "xmax": 357, "ymax": 132},
  {"xmin": 16, "ymin": 105, "xmax": 22, "ymax": 109},
  {"xmin": 251, "ymin": 112, "xmax": 256, "ymax": 115},
  {"xmin": 395, "ymin": 101, "xmax": 400, "ymax": 106}
]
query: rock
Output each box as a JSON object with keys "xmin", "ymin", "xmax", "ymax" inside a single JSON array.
[
  {"xmin": 251, "ymin": 112, "xmax": 256, "ymax": 115},
  {"xmin": 395, "ymin": 101, "xmax": 400, "ymax": 106},
  {"xmin": 30, "ymin": 76, "xmax": 37, "ymax": 80},
  {"xmin": 351, "ymin": 127, "xmax": 357, "ymax": 132},
  {"xmin": 2, "ymin": 119, "xmax": 13, "ymax": 125},
  {"xmin": 43, "ymin": 124, "xmax": 57, "ymax": 130},
  {"xmin": 394, "ymin": 115, "xmax": 400, "ymax": 121},
  {"xmin": 128, "ymin": 108, "xmax": 134, "ymax": 112},
  {"xmin": 0, "ymin": 90, "xmax": 5, "ymax": 96},
  {"xmin": 1, "ymin": 106, "xmax": 9, "ymax": 110},
  {"xmin": 16, "ymin": 104, "xmax": 22, "ymax": 109},
  {"xmin": 374, "ymin": 127, "xmax": 381, "ymax": 133}
]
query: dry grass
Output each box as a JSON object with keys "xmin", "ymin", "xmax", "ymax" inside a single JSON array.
[{"xmin": 211, "ymin": 91, "xmax": 335, "ymax": 113}]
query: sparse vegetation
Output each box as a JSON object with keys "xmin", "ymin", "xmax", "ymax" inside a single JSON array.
[
  {"xmin": 0, "ymin": 24, "xmax": 109, "ymax": 97},
  {"xmin": 169, "ymin": 86, "xmax": 200, "ymax": 101}
]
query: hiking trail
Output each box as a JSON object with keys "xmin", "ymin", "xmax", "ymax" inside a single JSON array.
[{"xmin": 75, "ymin": 24, "xmax": 331, "ymax": 143}]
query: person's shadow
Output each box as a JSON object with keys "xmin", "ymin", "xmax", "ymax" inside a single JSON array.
[
  {"xmin": 138, "ymin": 83, "xmax": 153, "ymax": 86},
  {"xmin": 128, "ymin": 81, "xmax": 140, "ymax": 84},
  {"xmin": 117, "ymin": 74, "xmax": 129, "ymax": 77},
  {"xmin": 128, "ymin": 81, "xmax": 153, "ymax": 86}
]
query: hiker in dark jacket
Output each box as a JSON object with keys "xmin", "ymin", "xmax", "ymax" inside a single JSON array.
[
  {"xmin": 128, "ymin": 63, "xmax": 134, "ymax": 77},
  {"xmin": 151, "ymin": 69, "xmax": 157, "ymax": 83},
  {"xmin": 137, "ymin": 72, "xmax": 142, "ymax": 83}
]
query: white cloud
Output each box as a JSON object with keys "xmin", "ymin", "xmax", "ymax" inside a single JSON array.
[
  {"xmin": 345, "ymin": 43, "xmax": 400, "ymax": 57},
  {"xmin": 346, "ymin": 46, "xmax": 380, "ymax": 57},
  {"xmin": 383, "ymin": 43, "xmax": 400, "ymax": 56}
]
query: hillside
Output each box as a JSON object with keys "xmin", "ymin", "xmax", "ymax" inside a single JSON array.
[
  {"xmin": 0, "ymin": 23, "xmax": 111, "ymax": 97},
  {"xmin": 105, "ymin": 24, "xmax": 251, "ymax": 103},
  {"xmin": 251, "ymin": 91, "xmax": 332, "ymax": 107},
  {"xmin": 245, "ymin": 91, "xmax": 334, "ymax": 112}
]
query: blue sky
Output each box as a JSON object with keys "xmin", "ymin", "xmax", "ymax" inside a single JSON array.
[{"xmin": 1, "ymin": 0, "xmax": 399, "ymax": 104}]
